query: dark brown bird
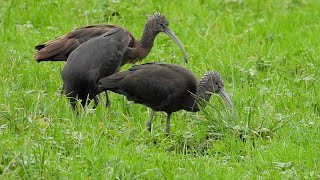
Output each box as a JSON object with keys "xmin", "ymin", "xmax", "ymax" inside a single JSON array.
[
  {"xmin": 62, "ymin": 27, "xmax": 130, "ymax": 109},
  {"xmin": 35, "ymin": 13, "xmax": 188, "ymax": 63},
  {"xmin": 98, "ymin": 63, "xmax": 233, "ymax": 135}
]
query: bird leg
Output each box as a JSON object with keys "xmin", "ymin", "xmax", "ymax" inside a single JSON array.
[
  {"xmin": 165, "ymin": 113, "xmax": 171, "ymax": 136},
  {"xmin": 146, "ymin": 110, "xmax": 155, "ymax": 132},
  {"xmin": 92, "ymin": 91, "xmax": 110, "ymax": 108},
  {"xmin": 105, "ymin": 91, "xmax": 111, "ymax": 107}
]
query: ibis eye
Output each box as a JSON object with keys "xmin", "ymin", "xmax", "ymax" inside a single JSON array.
[{"xmin": 215, "ymin": 82, "xmax": 222, "ymax": 88}]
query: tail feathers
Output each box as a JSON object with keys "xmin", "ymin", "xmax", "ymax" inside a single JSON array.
[
  {"xmin": 34, "ymin": 34, "xmax": 66, "ymax": 51},
  {"xmin": 35, "ymin": 39, "xmax": 79, "ymax": 61},
  {"xmin": 98, "ymin": 71, "xmax": 130, "ymax": 90},
  {"xmin": 35, "ymin": 44, "xmax": 45, "ymax": 50},
  {"xmin": 35, "ymin": 43, "xmax": 64, "ymax": 60}
]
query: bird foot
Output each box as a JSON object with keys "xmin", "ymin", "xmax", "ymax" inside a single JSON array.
[{"xmin": 165, "ymin": 129, "xmax": 170, "ymax": 136}]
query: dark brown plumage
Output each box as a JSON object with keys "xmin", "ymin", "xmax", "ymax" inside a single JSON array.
[
  {"xmin": 62, "ymin": 27, "xmax": 130, "ymax": 109},
  {"xmin": 35, "ymin": 13, "xmax": 188, "ymax": 63},
  {"xmin": 35, "ymin": 25, "xmax": 118, "ymax": 62},
  {"xmin": 98, "ymin": 63, "xmax": 233, "ymax": 135}
]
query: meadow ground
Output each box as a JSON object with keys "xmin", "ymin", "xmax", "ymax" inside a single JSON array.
[{"xmin": 0, "ymin": 0, "xmax": 319, "ymax": 179}]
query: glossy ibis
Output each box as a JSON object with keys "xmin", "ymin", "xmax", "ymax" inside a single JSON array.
[
  {"xmin": 35, "ymin": 13, "xmax": 188, "ymax": 63},
  {"xmin": 98, "ymin": 63, "xmax": 233, "ymax": 135},
  {"xmin": 61, "ymin": 27, "xmax": 130, "ymax": 109}
]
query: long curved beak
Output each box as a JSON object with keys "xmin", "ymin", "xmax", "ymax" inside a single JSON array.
[
  {"xmin": 164, "ymin": 27, "xmax": 188, "ymax": 63},
  {"xmin": 218, "ymin": 88, "xmax": 233, "ymax": 109},
  {"xmin": 218, "ymin": 88, "xmax": 237, "ymax": 124}
]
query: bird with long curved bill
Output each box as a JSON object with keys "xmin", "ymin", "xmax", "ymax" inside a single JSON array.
[
  {"xmin": 98, "ymin": 63, "xmax": 234, "ymax": 135},
  {"xmin": 35, "ymin": 13, "xmax": 188, "ymax": 64}
]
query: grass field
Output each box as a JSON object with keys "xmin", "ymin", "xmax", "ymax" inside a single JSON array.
[{"xmin": 0, "ymin": 0, "xmax": 319, "ymax": 179}]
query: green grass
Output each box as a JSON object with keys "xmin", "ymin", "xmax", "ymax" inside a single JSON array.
[{"xmin": 1, "ymin": 0, "xmax": 319, "ymax": 179}]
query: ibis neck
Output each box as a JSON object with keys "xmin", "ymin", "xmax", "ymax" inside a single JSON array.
[
  {"xmin": 139, "ymin": 23, "xmax": 158, "ymax": 50},
  {"xmin": 122, "ymin": 24, "xmax": 157, "ymax": 65}
]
